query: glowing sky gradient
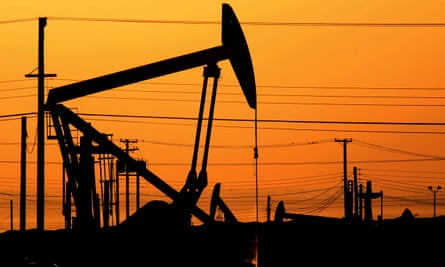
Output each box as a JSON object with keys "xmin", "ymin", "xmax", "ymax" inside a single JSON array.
[{"xmin": 1, "ymin": 0, "xmax": 445, "ymax": 231}]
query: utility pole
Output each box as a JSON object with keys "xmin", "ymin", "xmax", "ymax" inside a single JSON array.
[
  {"xmin": 25, "ymin": 17, "xmax": 56, "ymax": 231},
  {"xmin": 119, "ymin": 138, "xmax": 138, "ymax": 219},
  {"xmin": 428, "ymin": 185, "xmax": 442, "ymax": 218},
  {"xmin": 335, "ymin": 138, "xmax": 352, "ymax": 220},
  {"xmin": 20, "ymin": 116, "xmax": 27, "ymax": 231},
  {"xmin": 10, "ymin": 200, "xmax": 13, "ymax": 231},
  {"xmin": 380, "ymin": 191, "xmax": 383, "ymax": 221},
  {"xmin": 353, "ymin": 166, "xmax": 359, "ymax": 219},
  {"xmin": 136, "ymin": 173, "xmax": 140, "ymax": 211}
]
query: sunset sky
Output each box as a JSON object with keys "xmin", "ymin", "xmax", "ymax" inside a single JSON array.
[{"xmin": 1, "ymin": 0, "xmax": 445, "ymax": 232}]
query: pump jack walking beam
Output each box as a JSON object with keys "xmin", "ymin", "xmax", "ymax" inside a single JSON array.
[{"xmin": 45, "ymin": 4, "xmax": 255, "ymax": 109}]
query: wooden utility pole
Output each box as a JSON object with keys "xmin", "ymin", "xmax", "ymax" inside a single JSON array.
[
  {"xmin": 10, "ymin": 200, "xmax": 13, "ymax": 231},
  {"xmin": 20, "ymin": 117, "xmax": 27, "ymax": 231},
  {"xmin": 25, "ymin": 17, "xmax": 56, "ymax": 231},
  {"xmin": 335, "ymin": 138, "xmax": 352, "ymax": 220},
  {"xmin": 119, "ymin": 138, "xmax": 138, "ymax": 219},
  {"xmin": 353, "ymin": 166, "xmax": 359, "ymax": 219}
]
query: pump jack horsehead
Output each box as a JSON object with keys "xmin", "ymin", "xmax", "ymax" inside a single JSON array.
[{"xmin": 44, "ymin": 3, "xmax": 256, "ymax": 230}]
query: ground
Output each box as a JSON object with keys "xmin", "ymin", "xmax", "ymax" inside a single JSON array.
[{"xmin": 1, "ymin": 214, "xmax": 444, "ymax": 267}]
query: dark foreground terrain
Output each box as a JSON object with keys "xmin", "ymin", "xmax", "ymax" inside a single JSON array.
[{"xmin": 1, "ymin": 214, "xmax": 444, "ymax": 267}]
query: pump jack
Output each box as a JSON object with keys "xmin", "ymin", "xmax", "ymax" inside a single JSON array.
[{"xmin": 45, "ymin": 3, "xmax": 256, "ymax": 230}]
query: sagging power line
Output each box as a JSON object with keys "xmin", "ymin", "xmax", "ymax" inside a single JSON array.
[{"xmin": 4, "ymin": 16, "xmax": 445, "ymax": 28}]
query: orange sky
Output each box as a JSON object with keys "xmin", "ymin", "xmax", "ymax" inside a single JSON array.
[{"xmin": 1, "ymin": 1, "xmax": 445, "ymax": 232}]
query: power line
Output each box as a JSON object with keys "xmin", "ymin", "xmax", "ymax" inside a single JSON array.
[
  {"xmin": 79, "ymin": 113, "xmax": 445, "ymax": 126},
  {"xmin": 16, "ymin": 89, "xmax": 445, "ymax": 102},
  {"xmin": 2, "ymin": 112, "xmax": 445, "ymax": 136},
  {"xmin": 0, "ymin": 86, "xmax": 37, "ymax": 92},
  {"xmin": 7, "ymin": 89, "xmax": 445, "ymax": 101},
  {"xmin": 138, "ymin": 137, "xmax": 333, "ymax": 149},
  {"xmin": 361, "ymin": 167, "xmax": 445, "ymax": 176},
  {"xmin": 0, "ymin": 158, "xmax": 443, "ymax": 166},
  {"xmin": 4, "ymin": 17, "xmax": 445, "ymax": 28},
  {"xmin": 78, "ymin": 113, "xmax": 445, "ymax": 135},
  {"xmin": 2, "ymin": 112, "xmax": 445, "ymax": 135},
  {"xmin": 257, "ymin": 127, "xmax": 445, "ymax": 135},
  {"xmin": 0, "ymin": 94, "xmax": 35, "ymax": 100},
  {"xmin": 6, "ymin": 78, "xmax": 445, "ymax": 95},
  {"xmin": 242, "ymin": 22, "xmax": 445, "ymax": 28},
  {"xmin": 71, "ymin": 116, "xmax": 445, "ymax": 135},
  {"xmin": 139, "ymin": 158, "xmax": 445, "ymax": 166},
  {"xmin": 0, "ymin": 112, "xmax": 36, "ymax": 119},
  {"xmin": 353, "ymin": 139, "xmax": 445, "ymax": 160},
  {"xmin": 7, "ymin": 78, "xmax": 445, "ymax": 91},
  {"xmin": 0, "ymin": 18, "xmax": 36, "ymax": 24},
  {"xmin": 40, "ymin": 17, "xmax": 445, "ymax": 28},
  {"xmin": 72, "ymin": 95, "xmax": 445, "ymax": 107},
  {"xmin": 4, "ymin": 92, "xmax": 445, "ymax": 107}
]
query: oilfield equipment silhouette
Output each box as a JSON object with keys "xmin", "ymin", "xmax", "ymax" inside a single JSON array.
[
  {"xmin": 6, "ymin": 4, "xmax": 445, "ymax": 267},
  {"xmin": 43, "ymin": 3, "xmax": 256, "ymax": 231}
]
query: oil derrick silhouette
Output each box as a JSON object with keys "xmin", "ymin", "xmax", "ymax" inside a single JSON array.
[
  {"xmin": 273, "ymin": 179, "xmax": 383, "ymax": 223},
  {"xmin": 44, "ymin": 3, "xmax": 256, "ymax": 232},
  {"xmin": 210, "ymin": 183, "xmax": 238, "ymax": 223},
  {"xmin": 359, "ymin": 180, "xmax": 383, "ymax": 222},
  {"xmin": 274, "ymin": 201, "xmax": 291, "ymax": 223}
]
